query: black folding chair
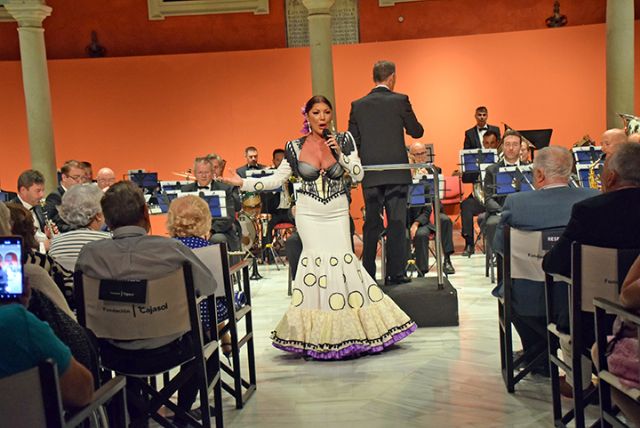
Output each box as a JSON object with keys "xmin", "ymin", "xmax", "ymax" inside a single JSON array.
[
  {"xmin": 75, "ymin": 262, "xmax": 223, "ymax": 427},
  {"xmin": 0, "ymin": 359, "xmax": 126, "ymax": 428}
]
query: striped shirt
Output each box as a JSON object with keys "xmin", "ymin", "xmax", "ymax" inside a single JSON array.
[{"xmin": 49, "ymin": 229, "xmax": 111, "ymax": 272}]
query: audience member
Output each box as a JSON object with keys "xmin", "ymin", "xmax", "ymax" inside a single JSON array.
[
  {"xmin": 6, "ymin": 203, "xmax": 73, "ymax": 300},
  {"xmin": 492, "ymin": 146, "xmax": 598, "ymax": 378},
  {"xmin": 76, "ymin": 181, "xmax": 215, "ymax": 417},
  {"xmin": 0, "ymin": 281, "xmax": 94, "ymax": 408},
  {"xmin": 44, "ymin": 160, "xmax": 85, "ymax": 233},
  {"xmin": 181, "ymin": 156, "xmax": 241, "ymax": 251},
  {"xmin": 167, "ymin": 195, "xmax": 231, "ymax": 358},
  {"xmin": 589, "ymin": 254, "xmax": 640, "ymax": 425},
  {"xmin": 543, "ymin": 143, "xmax": 640, "ymax": 396},
  {"xmin": 408, "ymin": 142, "xmax": 455, "ymax": 275},
  {"xmin": 49, "ymin": 184, "xmax": 110, "ymax": 272},
  {"xmin": 236, "ymin": 146, "xmax": 266, "ymax": 178},
  {"xmin": 96, "ymin": 167, "xmax": 116, "ymax": 191}
]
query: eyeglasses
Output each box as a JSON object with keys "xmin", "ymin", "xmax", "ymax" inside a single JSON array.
[
  {"xmin": 412, "ymin": 151, "xmax": 428, "ymax": 157},
  {"xmin": 66, "ymin": 174, "xmax": 83, "ymax": 181}
]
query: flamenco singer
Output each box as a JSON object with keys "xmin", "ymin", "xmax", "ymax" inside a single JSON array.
[{"xmin": 220, "ymin": 95, "xmax": 416, "ymax": 360}]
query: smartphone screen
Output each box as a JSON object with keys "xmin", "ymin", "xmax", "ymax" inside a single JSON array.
[{"xmin": 0, "ymin": 236, "xmax": 23, "ymax": 301}]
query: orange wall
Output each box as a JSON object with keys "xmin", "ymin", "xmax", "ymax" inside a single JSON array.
[{"xmin": 1, "ymin": 23, "xmax": 638, "ymax": 232}]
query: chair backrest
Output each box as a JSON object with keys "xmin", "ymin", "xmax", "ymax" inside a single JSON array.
[
  {"xmin": 192, "ymin": 244, "xmax": 224, "ymax": 298},
  {"xmin": 76, "ymin": 264, "xmax": 192, "ymax": 341},
  {"xmin": 573, "ymin": 243, "xmax": 640, "ymax": 313},
  {"xmin": 0, "ymin": 359, "xmax": 64, "ymax": 428},
  {"xmin": 443, "ymin": 176, "xmax": 463, "ymax": 201},
  {"xmin": 508, "ymin": 227, "xmax": 564, "ymax": 282}
]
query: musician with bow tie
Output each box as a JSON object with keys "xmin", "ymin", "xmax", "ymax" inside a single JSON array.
[
  {"xmin": 181, "ymin": 155, "xmax": 242, "ymax": 251},
  {"xmin": 10, "ymin": 169, "xmax": 55, "ymax": 250},
  {"xmin": 463, "ymin": 106, "xmax": 501, "ymax": 149}
]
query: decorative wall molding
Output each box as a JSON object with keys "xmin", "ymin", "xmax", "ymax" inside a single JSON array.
[
  {"xmin": 379, "ymin": 0, "xmax": 424, "ymax": 6},
  {"xmin": 0, "ymin": 5, "xmax": 16, "ymax": 22},
  {"xmin": 148, "ymin": 0, "xmax": 269, "ymax": 20}
]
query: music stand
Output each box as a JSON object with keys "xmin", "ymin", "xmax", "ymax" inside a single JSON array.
[
  {"xmin": 460, "ymin": 149, "xmax": 498, "ymax": 183},
  {"xmin": 574, "ymin": 164, "xmax": 592, "ymax": 188},
  {"xmin": 130, "ymin": 172, "xmax": 159, "ymax": 193},
  {"xmin": 494, "ymin": 165, "xmax": 534, "ymax": 196},
  {"xmin": 0, "ymin": 191, "xmax": 10, "ymax": 202},
  {"xmin": 156, "ymin": 191, "xmax": 179, "ymax": 214},
  {"xmin": 572, "ymin": 146, "xmax": 602, "ymax": 165},
  {"xmin": 410, "ymin": 174, "xmax": 445, "ymax": 206}
]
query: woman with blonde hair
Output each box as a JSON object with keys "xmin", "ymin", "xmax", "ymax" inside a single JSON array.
[{"xmin": 167, "ymin": 195, "xmax": 231, "ymax": 358}]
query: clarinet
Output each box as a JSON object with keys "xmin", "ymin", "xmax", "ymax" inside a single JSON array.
[{"xmin": 39, "ymin": 200, "xmax": 58, "ymax": 237}]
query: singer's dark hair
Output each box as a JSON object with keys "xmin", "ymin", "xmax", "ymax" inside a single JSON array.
[{"xmin": 304, "ymin": 96, "xmax": 333, "ymax": 114}]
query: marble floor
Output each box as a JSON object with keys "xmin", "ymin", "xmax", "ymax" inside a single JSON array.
[{"xmin": 212, "ymin": 253, "xmax": 600, "ymax": 428}]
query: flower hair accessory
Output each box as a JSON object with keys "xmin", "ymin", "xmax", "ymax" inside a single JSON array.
[{"xmin": 300, "ymin": 106, "xmax": 310, "ymax": 135}]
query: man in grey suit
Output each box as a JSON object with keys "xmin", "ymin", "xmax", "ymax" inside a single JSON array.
[
  {"xmin": 348, "ymin": 60, "xmax": 424, "ymax": 284},
  {"xmin": 493, "ymin": 146, "xmax": 598, "ymax": 376}
]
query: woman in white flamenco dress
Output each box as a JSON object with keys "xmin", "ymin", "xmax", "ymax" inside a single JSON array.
[{"xmin": 223, "ymin": 96, "xmax": 416, "ymax": 360}]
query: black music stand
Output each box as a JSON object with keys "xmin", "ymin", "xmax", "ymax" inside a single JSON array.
[
  {"xmin": 494, "ymin": 166, "xmax": 534, "ymax": 196},
  {"xmin": 460, "ymin": 149, "xmax": 498, "ymax": 183},
  {"xmin": 519, "ymin": 129, "xmax": 552, "ymax": 160},
  {"xmin": 130, "ymin": 172, "xmax": 160, "ymax": 193}
]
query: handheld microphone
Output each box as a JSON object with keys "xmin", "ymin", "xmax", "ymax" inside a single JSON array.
[{"xmin": 322, "ymin": 128, "xmax": 339, "ymax": 159}]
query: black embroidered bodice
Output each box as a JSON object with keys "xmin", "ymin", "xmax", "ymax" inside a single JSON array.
[{"xmin": 241, "ymin": 132, "xmax": 363, "ymax": 204}]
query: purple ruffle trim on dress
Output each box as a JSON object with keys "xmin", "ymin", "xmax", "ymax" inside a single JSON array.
[{"xmin": 273, "ymin": 322, "xmax": 417, "ymax": 360}]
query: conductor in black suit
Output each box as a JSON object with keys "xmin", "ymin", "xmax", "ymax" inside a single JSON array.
[
  {"xmin": 348, "ymin": 60, "xmax": 424, "ymax": 284},
  {"xmin": 463, "ymin": 106, "xmax": 501, "ymax": 149}
]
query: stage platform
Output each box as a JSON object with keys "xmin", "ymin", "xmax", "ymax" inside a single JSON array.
[{"xmin": 383, "ymin": 276, "xmax": 459, "ymax": 327}]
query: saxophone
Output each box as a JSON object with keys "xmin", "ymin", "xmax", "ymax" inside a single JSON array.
[
  {"xmin": 39, "ymin": 200, "xmax": 58, "ymax": 236},
  {"xmin": 587, "ymin": 154, "xmax": 604, "ymax": 190}
]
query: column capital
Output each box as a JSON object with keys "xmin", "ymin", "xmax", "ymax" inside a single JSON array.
[
  {"xmin": 301, "ymin": 0, "xmax": 335, "ymax": 15},
  {"xmin": 4, "ymin": 1, "xmax": 52, "ymax": 28}
]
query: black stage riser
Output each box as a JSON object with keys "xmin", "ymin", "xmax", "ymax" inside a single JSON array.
[{"xmin": 383, "ymin": 277, "xmax": 459, "ymax": 327}]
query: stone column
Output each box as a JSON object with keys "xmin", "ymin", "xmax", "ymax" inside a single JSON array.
[
  {"xmin": 5, "ymin": 1, "xmax": 57, "ymax": 193},
  {"xmin": 302, "ymin": 0, "xmax": 337, "ymax": 125},
  {"xmin": 606, "ymin": 0, "xmax": 635, "ymax": 130}
]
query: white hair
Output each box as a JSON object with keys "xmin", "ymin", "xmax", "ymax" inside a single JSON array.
[
  {"xmin": 58, "ymin": 184, "xmax": 104, "ymax": 228},
  {"xmin": 532, "ymin": 146, "xmax": 573, "ymax": 181}
]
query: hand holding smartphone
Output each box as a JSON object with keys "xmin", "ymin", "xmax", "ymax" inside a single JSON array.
[{"xmin": 0, "ymin": 236, "xmax": 24, "ymax": 302}]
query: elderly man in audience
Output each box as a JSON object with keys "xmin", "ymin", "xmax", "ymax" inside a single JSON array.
[
  {"xmin": 182, "ymin": 156, "xmax": 242, "ymax": 252},
  {"xmin": 493, "ymin": 146, "xmax": 598, "ymax": 378},
  {"xmin": 45, "ymin": 160, "xmax": 85, "ymax": 233},
  {"xmin": 543, "ymin": 143, "xmax": 640, "ymax": 396},
  {"xmin": 95, "ymin": 167, "xmax": 116, "ymax": 191},
  {"xmin": 408, "ymin": 142, "xmax": 455, "ymax": 275},
  {"xmin": 10, "ymin": 169, "xmax": 52, "ymax": 250},
  {"xmin": 76, "ymin": 180, "xmax": 215, "ymax": 420},
  {"xmin": 235, "ymin": 146, "xmax": 266, "ymax": 178},
  {"xmin": 49, "ymin": 185, "xmax": 110, "ymax": 272}
]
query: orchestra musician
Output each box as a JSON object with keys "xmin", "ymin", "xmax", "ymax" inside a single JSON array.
[
  {"xmin": 236, "ymin": 146, "xmax": 266, "ymax": 178},
  {"xmin": 463, "ymin": 106, "xmax": 501, "ymax": 149},
  {"xmin": 181, "ymin": 155, "xmax": 242, "ymax": 251},
  {"xmin": 588, "ymin": 128, "xmax": 627, "ymax": 190},
  {"xmin": 261, "ymin": 149, "xmax": 295, "ymax": 260},
  {"xmin": 407, "ymin": 142, "xmax": 455, "ymax": 275},
  {"xmin": 460, "ymin": 130, "xmax": 500, "ymax": 256}
]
